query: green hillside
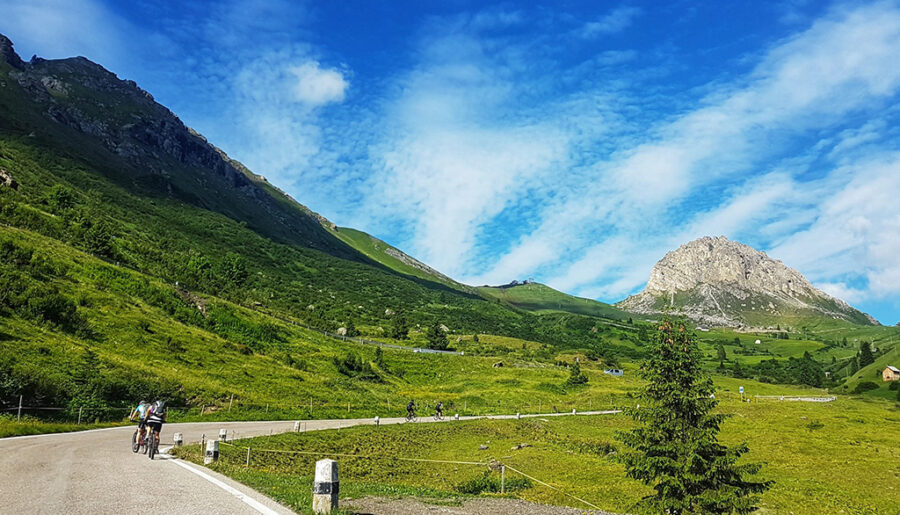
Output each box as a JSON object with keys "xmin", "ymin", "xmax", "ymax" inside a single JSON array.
[
  {"xmin": 328, "ymin": 226, "xmax": 469, "ymax": 292},
  {"xmin": 478, "ymin": 282, "xmax": 631, "ymax": 321}
]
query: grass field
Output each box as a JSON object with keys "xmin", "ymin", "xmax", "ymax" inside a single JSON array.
[
  {"xmin": 0, "ymin": 415, "xmax": 128, "ymax": 438},
  {"xmin": 176, "ymin": 382, "xmax": 900, "ymax": 514},
  {"xmin": 477, "ymin": 283, "xmax": 630, "ymax": 321}
]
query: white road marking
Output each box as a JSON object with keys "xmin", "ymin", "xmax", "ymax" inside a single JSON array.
[{"xmin": 166, "ymin": 456, "xmax": 282, "ymax": 515}]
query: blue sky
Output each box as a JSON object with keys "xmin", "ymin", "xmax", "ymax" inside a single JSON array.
[{"xmin": 3, "ymin": 0, "xmax": 900, "ymax": 324}]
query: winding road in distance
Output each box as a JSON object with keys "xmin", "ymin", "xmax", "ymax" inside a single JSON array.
[{"xmin": 0, "ymin": 411, "xmax": 619, "ymax": 514}]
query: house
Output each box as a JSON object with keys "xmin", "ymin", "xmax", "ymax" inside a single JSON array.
[
  {"xmin": 883, "ymin": 366, "xmax": 900, "ymax": 382},
  {"xmin": 604, "ymin": 369, "xmax": 624, "ymax": 377}
]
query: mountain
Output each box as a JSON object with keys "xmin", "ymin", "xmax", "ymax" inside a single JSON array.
[
  {"xmin": 478, "ymin": 281, "xmax": 631, "ymax": 321},
  {"xmin": 2, "ymin": 34, "xmax": 654, "ymax": 415},
  {"xmin": 0, "ymin": 34, "xmax": 361, "ymax": 259},
  {"xmin": 618, "ymin": 236, "xmax": 878, "ymax": 328}
]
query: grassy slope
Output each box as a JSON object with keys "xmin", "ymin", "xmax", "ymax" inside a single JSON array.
[
  {"xmin": 329, "ymin": 226, "xmax": 467, "ymax": 292},
  {"xmin": 478, "ymin": 283, "xmax": 630, "ymax": 321},
  {"xmin": 176, "ymin": 380, "xmax": 900, "ymax": 515}
]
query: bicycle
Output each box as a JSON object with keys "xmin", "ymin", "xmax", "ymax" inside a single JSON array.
[
  {"xmin": 405, "ymin": 411, "xmax": 417, "ymax": 423},
  {"xmin": 147, "ymin": 428, "xmax": 160, "ymax": 460},
  {"xmin": 132, "ymin": 423, "xmax": 148, "ymax": 454},
  {"xmin": 433, "ymin": 411, "xmax": 443, "ymax": 421}
]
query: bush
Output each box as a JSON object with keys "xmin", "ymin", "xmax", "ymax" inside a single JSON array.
[
  {"xmin": 852, "ymin": 381, "xmax": 879, "ymax": 394},
  {"xmin": 888, "ymin": 381, "xmax": 899, "ymax": 391}
]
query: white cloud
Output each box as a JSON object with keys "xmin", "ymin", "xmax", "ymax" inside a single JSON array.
[
  {"xmin": 578, "ymin": 7, "xmax": 642, "ymax": 38},
  {"xmin": 290, "ymin": 62, "xmax": 348, "ymax": 105},
  {"xmin": 475, "ymin": 2, "xmax": 900, "ymax": 303}
]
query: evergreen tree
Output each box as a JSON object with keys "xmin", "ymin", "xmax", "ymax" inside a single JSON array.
[
  {"xmin": 391, "ymin": 311, "xmax": 409, "ymax": 340},
  {"xmin": 733, "ymin": 359, "xmax": 745, "ymax": 379},
  {"xmin": 717, "ymin": 344, "xmax": 727, "ymax": 362},
  {"xmin": 345, "ymin": 319, "xmax": 359, "ymax": 337},
  {"xmin": 426, "ymin": 321, "xmax": 448, "ymax": 350},
  {"xmin": 618, "ymin": 318, "xmax": 771, "ymax": 513},
  {"xmin": 858, "ymin": 341, "xmax": 875, "ymax": 368},
  {"xmin": 472, "ymin": 333, "xmax": 479, "ymax": 343},
  {"xmin": 566, "ymin": 361, "xmax": 588, "ymax": 386},
  {"xmin": 374, "ymin": 346, "xmax": 386, "ymax": 370}
]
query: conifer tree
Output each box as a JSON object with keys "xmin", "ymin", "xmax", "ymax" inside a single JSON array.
[
  {"xmin": 345, "ymin": 318, "xmax": 359, "ymax": 337},
  {"xmin": 391, "ymin": 311, "xmax": 409, "ymax": 340},
  {"xmin": 858, "ymin": 341, "xmax": 875, "ymax": 368},
  {"xmin": 618, "ymin": 318, "xmax": 771, "ymax": 513},
  {"xmin": 426, "ymin": 321, "xmax": 448, "ymax": 350}
]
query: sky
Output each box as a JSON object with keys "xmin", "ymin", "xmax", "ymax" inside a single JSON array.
[{"xmin": 3, "ymin": 0, "xmax": 900, "ymax": 324}]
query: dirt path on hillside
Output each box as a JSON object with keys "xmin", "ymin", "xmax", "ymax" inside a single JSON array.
[{"xmin": 344, "ymin": 496, "xmax": 613, "ymax": 514}]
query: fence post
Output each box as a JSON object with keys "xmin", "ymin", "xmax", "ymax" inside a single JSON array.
[
  {"xmin": 200, "ymin": 434, "xmax": 206, "ymax": 452},
  {"xmin": 375, "ymin": 416, "xmax": 380, "ymax": 426},
  {"xmin": 204, "ymin": 439, "xmax": 219, "ymax": 464},
  {"xmin": 347, "ymin": 402, "xmax": 350, "ymax": 413},
  {"xmin": 229, "ymin": 394, "xmax": 234, "ymax": 412},
  {"xmin": 78, "ymin": 406, "xmax": 83, "ymax": 425},
  {"xmin": 219, "ymin": 428, "xmax": 227, "ymax": 442},
  {"xmin": 17, "ymin": 395, "xmax": 22, "ymax": 422},
  {"xmin": 501, "ymin": 465, "xmax": 506, "ymax": 494},
  {"xmin": 516, "ymin": 412, "xmax": 521, "ymax": 420},
  {"xmin": 173, "ymin": 432, "xmax": 183, "ymax": 447},
  {"xmin": 313, "ymin": 459, "xmax": 339, "ymax": 514},
  {"xmin": 455, "ymin": 413, "xmax": 459, "ymax": 421},
  {"xmin": 246, "ymin": 447, "xmax": 251, "ymax": 467},
  {"xmin": 294, "ymin": 421, "xmax": 301, "ymax": 432}
]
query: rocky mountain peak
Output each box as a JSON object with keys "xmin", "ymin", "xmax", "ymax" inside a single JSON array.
[
  {"xmin": 0, "ymin": 33, "xmax": 25, "ymax": 69},
  {"xmin": 619, "ymin": 236, "xmax": 878, "ymax": 328}
]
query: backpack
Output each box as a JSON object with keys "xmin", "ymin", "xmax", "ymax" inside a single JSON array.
[{"xmin": 153, "ymin": 400, "xmax": 167, "ymax": 416}]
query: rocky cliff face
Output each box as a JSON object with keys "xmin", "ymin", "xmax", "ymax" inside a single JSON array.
[
  {"xmin": 618, "ymin": 236, "xmax": 878, "ymax": 328},
  {"xmin": 0, "ymin": 33, "xmax": 357, "ymax": 258}
]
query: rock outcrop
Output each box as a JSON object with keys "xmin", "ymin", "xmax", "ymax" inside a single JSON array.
[{"xmin": 618, "ymin": 236, "xmax": 878, "ymax": 328}]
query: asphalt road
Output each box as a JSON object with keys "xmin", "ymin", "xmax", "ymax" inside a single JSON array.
[{"xmin": 0, "ymin": 411, "xmax": 619, "ymax": 514}]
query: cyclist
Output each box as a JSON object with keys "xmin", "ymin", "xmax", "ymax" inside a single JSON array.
[
  {"xmin": 145, "ymin": 399, "xmax": 167, "ymax": 451},
  {"xmin": 129, "ymin": 400, "xmax": 150, "ymax": 446},
  {"xmin": 406, "ymin": 400, "xmax": 416, "ymax": 420},
  {"xmin": 434, "ymin": 401, "xmax": 443, "ymax": 419}
]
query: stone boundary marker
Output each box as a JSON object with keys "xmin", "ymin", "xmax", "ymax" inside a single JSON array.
[{"xmin": 313, "ymin": 459, "xmax": 338, "ymax": 514}]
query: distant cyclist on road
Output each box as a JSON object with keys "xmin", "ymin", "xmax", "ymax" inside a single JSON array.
[
  {"xmin": 406, "ymin": 400, "xmax": 416, "ymax": 421},
  {"xmin": 129, "ymin": 399, "xmax": 150, "ymax": 444},
  {"xmin": 434, "ymin": 401, "xmax": 443, "ymax": 419},
  {"xmin": 146, "ymin": 399, "xmax": 167, "ymax": 449}
]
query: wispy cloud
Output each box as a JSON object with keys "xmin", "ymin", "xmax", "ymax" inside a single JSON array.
[{"xmin": 578, "ymin": 6, "xmax": 642, "ymax": 38}]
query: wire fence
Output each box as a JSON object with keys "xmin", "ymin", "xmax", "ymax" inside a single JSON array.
[{"xmin": 205, "ymin": 439, "xmax": 603, "ymax": 511}]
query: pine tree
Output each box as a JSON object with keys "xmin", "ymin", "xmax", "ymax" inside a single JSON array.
[
  {"xmin": 717, "ymin": 343, "xmax": 727, "ymax": 362},
  {"xmin": 617, "ymin": 318, "xmax": 771, "ymax": 513},
  {"xmin": 345, "ymin": 319, "xmax": 359, "ymax": 337},
  {"xmin": 391, "ymin": 311, "xmax": 409, "ymax": 340},
  {"xmin": 565, "ymin": 361, "xmax": 588, "ymax": 386},
  {"xmin": 426, "ymin": 321, "xmax": 448, "ymax": 350},
  {"xmin": 858, "ymin": 341, "xmax": 875, "ymax": 368}
]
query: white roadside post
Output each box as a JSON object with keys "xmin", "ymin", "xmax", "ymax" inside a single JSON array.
[
  {"xmin": 374, "ymin": 416, "xmax": 380, "ymax": 426},
  {"xmin": 572, "ymin": 408, "xmax": 576, "ymax": 415},
  {"xmin": 294, "ymin": 421, "xmax": 301, "ymax": 432},
  {"xmin": 454, "ymin": 413, "xmax": 459, "ymax": 421},
  {"xmin": 204, "ymin": 439, "xmax": 219, "ymax": 465},
  {"xmin": 219, "ymin": 428, "xmax": 228, "ymax": 442},
  {"xmin": 173, "ymin": 432, "xmax": 183, "ymax": 447},
  {"xmin": 516, "ymin": 412, "xmax": 521, "ymax": 420},
  {"xmin": 313, "ymin": 459, "xmax": 339, "ymax": 514}
]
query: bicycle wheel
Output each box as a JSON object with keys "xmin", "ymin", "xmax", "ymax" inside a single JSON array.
[
  {"xmin": 148, "ymin": 436, "xmax": 156, "ymax": 460},
  {"xmin": 132, "ymin": 429, "xmax": 140, "ymax": 453},
  {"xmin": 141, "ymin": 431, "xmax": 148, "ymax": 454}
]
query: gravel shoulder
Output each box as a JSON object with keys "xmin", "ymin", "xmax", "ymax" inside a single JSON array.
[{"xmin": 344, "ymin": 496, "xmax": 613, "ymax": 514}]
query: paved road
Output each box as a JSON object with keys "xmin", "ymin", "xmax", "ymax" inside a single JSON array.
[{"xmin": 0, "ymin": 411, "xmax": 619, "ymax": 514}]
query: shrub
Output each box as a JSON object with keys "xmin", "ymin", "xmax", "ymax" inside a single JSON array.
[{"xmin": 852, "ymin": 381, "xmax": 879, "ymax": 394}]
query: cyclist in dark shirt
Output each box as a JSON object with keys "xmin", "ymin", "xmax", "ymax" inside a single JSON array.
[
  {"xmin": 406, "ymin": 400, "xmax": 416, "ymax": 418},
  {"xmin": 435, "ymin": 401, "xmax": 443, "ymax": 418}
]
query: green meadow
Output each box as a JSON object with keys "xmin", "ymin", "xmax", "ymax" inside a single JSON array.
[{"xmin": 177, "ymin": 383, "xmax": 900, "ymax": 514}]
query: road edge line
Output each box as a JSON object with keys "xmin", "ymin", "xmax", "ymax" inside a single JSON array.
[{"xmin": 164, "ymin": 455, "xmax": 282, "ymax": 515}]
